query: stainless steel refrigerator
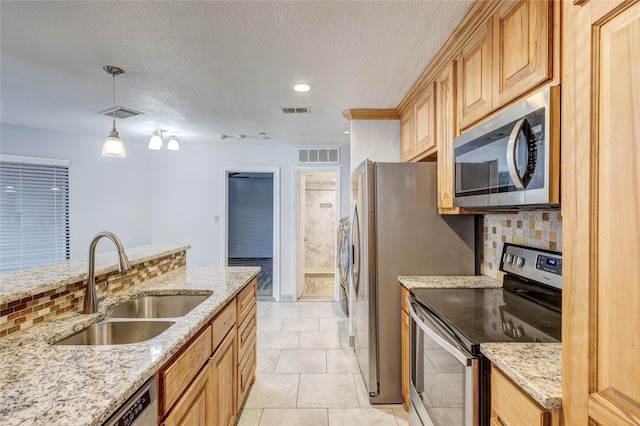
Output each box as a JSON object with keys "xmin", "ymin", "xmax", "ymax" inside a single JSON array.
[{"xmin": 350, "ymin": 159, "xmax": 476, "ymax": 404}]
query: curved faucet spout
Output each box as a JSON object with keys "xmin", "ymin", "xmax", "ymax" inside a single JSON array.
[{"xmin": 83, "ymin": 231, "xmax": 131, "ymax": 314}]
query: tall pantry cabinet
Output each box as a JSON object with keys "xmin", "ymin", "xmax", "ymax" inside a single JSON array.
[{"xmin": 562, "ymin": 1, "xmax": 640, "ymax": 425}]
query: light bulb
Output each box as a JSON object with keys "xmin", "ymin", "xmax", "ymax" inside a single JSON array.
[
  {"xmin": 167, "ymin": 136, "xmax": 180, "ymax": 151},
  {"xmin": 102, "ymin": 130, "xmax": 126, "ymax": 157},
  {"xmin": 148, "ymin": 133, "xmax": 163, "ymax": 150}
]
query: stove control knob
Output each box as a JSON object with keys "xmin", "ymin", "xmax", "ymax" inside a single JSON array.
[
  {"xmin": 503, "ymin": 320, "xmax": 514, "ymax": 334},
  {"xmin": 504, "ymin": 254, "xmax": 514, "ymax": 264},
  {"xmin": 514, "ymin": 256, "xmax": 525, "ymax": 267},
  {"xmin": 513, "ymin": 326, "xmax": 524, "ymax": 338}
]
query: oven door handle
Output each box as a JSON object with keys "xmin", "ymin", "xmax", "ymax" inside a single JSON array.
[{"xmin": 408, "ymin": 298, "xmax": 474, "ymax": 365}]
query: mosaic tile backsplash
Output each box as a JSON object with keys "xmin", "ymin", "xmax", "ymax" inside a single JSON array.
[
  {"xmin": 481, "ymin": 210, "xmax": 562, "ymax": 278},
  {"xmin": 0, "ymin": 250, "xmax": 186, "ymax": 338}
]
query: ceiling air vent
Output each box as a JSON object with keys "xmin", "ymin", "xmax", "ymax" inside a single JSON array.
[
  {"xmin": 99, "ymin": 106, "xmax": 144, "ymax": 119},
  {"xmin": 281, "ymin": 106, "xmax": 310, "ymax": 114},
  {"xmin": 298, "ymin": 147, "xmax": 340, "ymax": 165}
]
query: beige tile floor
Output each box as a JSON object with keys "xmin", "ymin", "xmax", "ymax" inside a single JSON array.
[{"xmin": 237, "ymin": 300, "xmax": 408, "ymax": 426}]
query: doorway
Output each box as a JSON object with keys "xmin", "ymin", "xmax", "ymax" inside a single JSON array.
[
  {"xmin": 223, "ymin": 168, "xmax": 280, "ymax": 300},
  {"xmin": 294, "ymin": 169, "xmax": 340, "ymax": 301}
]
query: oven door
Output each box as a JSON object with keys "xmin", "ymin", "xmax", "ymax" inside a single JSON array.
[{"xmin": 408, "ymin": 298, "xmax": 479, "ymax": 426}]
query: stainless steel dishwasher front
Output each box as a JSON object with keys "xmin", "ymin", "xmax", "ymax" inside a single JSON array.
[{"xmin": 102, "ymin": 377, "xmax": 157, "ymax": 426}]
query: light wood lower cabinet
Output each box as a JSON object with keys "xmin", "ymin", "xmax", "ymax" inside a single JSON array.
[
  {"xmin": 162, "ymin": 362, "xmax": 213, "ymax": 426},
  {"xmin": 400, "ymin": 286, "xmax": 410, "ymax": 412},
  {"xmin": 490, "ymin": 365, "xmax": 562, "ymax": 426},
  {"xmin": 210, "ymin": 329, "xmax": 237, "ymax": 426},
  {"xmin": 158, "ymin": 277, "xmax": 258, "ymax": 426}
]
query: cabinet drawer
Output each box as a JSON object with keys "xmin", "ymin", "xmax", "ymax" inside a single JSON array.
[
  {"xmin": 237, "ymin": 334, "xmax": 256, "ymax": 407},
  {"xmin": 161, "ymin": 325, "xmax": 212, "ymax": 413},
  {"xmin": 491, "ymin": 365, "xmax": 549, "ymax": 426},
  {"xmin": 237, "ymin": 278, "xmax": 257, "ymax": 324},
  {"xmin": 401, "ymin": 286, "xmax": 410, "ymax": 314},
  {"xmin": 237, "ymin": 305, "xmax": 257, "ymax": 362},
  {"xmin": 212, "ymin": 299, "xmax": 236, "ymax": 352}
]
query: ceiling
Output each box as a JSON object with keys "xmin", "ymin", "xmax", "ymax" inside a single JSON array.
[{"xmin": 0, "ymin": 1, "xmax": 472, "ymax": 148}]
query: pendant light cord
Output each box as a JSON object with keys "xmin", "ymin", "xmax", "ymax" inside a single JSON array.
[{"xmin": 112, "ymin": 73, "xmax": 116, "ymax": 132}]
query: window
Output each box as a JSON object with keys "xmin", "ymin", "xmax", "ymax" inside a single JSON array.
[{"xmin": 0, "ymin": 155, "xmax": 70, "ymax": 272}]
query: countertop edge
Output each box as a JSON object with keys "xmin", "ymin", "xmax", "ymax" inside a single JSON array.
[{"xmin": 481, "ymin": 342, "xmax": 562, "ymax": 410}]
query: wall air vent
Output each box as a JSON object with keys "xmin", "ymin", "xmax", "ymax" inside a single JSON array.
[
  {"xmin": 298, "ymin": 147, "xmax": 340, "ymax": 165},
  {"xmin": 281, "ymin": 106, "xmax": 310, "ymax": 114},
  {"xmin": 99, "ymin": 106, "xmax": 144, "ymax": 119}
]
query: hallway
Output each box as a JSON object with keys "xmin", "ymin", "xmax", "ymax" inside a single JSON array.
[{"xmin": 237, "ymin": 300, "xmax": 408, "ymax": 426}]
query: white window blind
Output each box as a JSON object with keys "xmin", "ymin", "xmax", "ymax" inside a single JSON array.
[{"xmin": 0, "ymin": 156, "xmax": 70, "ymax": 272}]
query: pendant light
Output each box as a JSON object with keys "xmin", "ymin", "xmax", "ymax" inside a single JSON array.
[
  {"xmin": 102, "ymin": 65, "xmax": 126, "ymax": 157},
  {"xmin": 148, "ymin": 129, "xmax": 180, "ymax": 151}
]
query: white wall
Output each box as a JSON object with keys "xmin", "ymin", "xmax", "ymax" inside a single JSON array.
[
  {"xmin": 0, "ymin": 123, "xmax": 153, "ymax": 257},
  {"xmin": 150, "ymin": 143, "xmax": 351, "ymax": 300},
  {"xmin": 349, "ymin": 119, "xmax": 400, "ymax": 171},
  {"xmin": 1, "ymin": 123, "xmax": 351, "ymax": 301}
]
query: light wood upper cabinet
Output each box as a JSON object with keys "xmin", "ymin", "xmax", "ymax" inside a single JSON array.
[
  {"xmin": 492, "ymin": 0, "xmax": 552, "ymax": 107},
  {"xmin": 562, "ymin": 1, "xmax": 640, "ymax": 425},
  {"xmin": 458, "ymin": 20, "xmax": 493, "ymax": 129},
  {"xmin": 436, "ymin": 61, "xmax": 458, "ymax": 213},
  {"xmin": 399, "ymin": 111, "xmax": 415, "ymax": 162},
  {"xmin": 414, "ymin": 82, "xmax": 437, "ymax": 156}
]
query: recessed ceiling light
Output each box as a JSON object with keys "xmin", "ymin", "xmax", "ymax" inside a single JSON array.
[
  {"xmin": 344, "ymin": 131, "xmax": 350, "ymax": 134},
  {"xmin": 292, "ymin": 83, "xmax": 312, "ymax": 93}
]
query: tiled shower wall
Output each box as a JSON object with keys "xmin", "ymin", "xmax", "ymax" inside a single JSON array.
[
  {"xmin": 481, "ymin": 210, "xmax": 562, "ymax": 278},
  {"xmin": 305, "ymin": 181, "xmax": 336, "ymax": 271}
]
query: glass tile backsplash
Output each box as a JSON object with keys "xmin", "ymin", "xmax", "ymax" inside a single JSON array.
[{"xmin": 481, "ymin": 210, "xmax": 562, "ymax": 278}]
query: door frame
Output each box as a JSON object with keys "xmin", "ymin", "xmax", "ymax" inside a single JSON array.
[
  {"xmin": 293, "ymin": 167, "xmax": 341, "ymax": 301},
  {"xmin": 221, "ymin": 167, "xmax": 281, "ymax": 301}
]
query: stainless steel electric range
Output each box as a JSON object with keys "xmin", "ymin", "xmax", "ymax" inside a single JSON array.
[{"xmin": 407, "ymin": 243, "xmax": 562, "ymax": 426}]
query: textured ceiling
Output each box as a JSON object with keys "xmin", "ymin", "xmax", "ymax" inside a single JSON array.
[{"xmin": 0, "ymin": 1, "xmax": 472, "ymax": 147}]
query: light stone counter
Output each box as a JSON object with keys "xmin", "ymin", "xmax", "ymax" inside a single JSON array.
[
  {"xmin": 0, "ymin": 266, "xmax": 259, "ymax": 426},
  {"xmin": 481, "ymin": 342, "xmax": 562, "ymax": 409},
  {"xmin": 398, "ymin": 275, "xmax": 501, "ymax": 289},
  {"xmin": 0, "ymin": 244, "xmax": 190, "ymax": 305}
]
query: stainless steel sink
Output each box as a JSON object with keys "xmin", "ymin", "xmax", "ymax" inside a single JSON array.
[
  {"xmin": 54, "ymin": 320, "xmax": 175, "ymax": 345},
  {"xmin": 106, "ymin": 294, "xmax": 210, "ymax": 319}
]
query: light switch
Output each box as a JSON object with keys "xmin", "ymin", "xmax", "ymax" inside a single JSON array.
[{"xmin": 214, "ymin": 215, "xmax": 220, "ymax": 223}]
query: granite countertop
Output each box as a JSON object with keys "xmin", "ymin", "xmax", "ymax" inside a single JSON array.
[
  {"xmin": 0, "ymin": 266, "xmax": 259, "ymax": 426},
  {"xmin": 398, "ymin": 275, "xmax": 501, "ymax": 289},
  {"xmin": 0, "ymin": 244, "xmax": 190, "ymax": 305},
  {"xmin": 481, "ymin": 342, "xmax": 562, "ymax": 409}
]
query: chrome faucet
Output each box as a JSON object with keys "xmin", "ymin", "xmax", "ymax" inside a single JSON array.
[{"xmin": 83, "ymin": 231, "xmax": 131, "ymax": 314}]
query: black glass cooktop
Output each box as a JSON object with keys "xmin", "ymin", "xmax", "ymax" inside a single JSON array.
[{"xmin": 410, "ymin": 287, "xmax": 561, "ymax": 354}]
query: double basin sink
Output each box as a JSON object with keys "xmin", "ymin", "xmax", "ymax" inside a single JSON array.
[{"xmin": 54, "ymin": 294, "xmax": 211, "ymax": 346}]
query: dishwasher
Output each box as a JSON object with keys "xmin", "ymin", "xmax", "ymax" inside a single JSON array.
[{"xmin": 102, "ymin": 377, "xmax": 157, "ymax": 426}]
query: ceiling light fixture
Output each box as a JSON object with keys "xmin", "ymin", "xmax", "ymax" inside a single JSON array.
[
  {"xmin": 220, "ymin": 132, "xmax": 270, "ymax": 141},
  {"xmin": 148, "ymin": 129, "xmax": 180, "ymax": 151},
  {"xmin": 292, "ymin": 83, "xmax": 312, "ymax": 93},
  {"xmin": 101, "ymin": 65, "xmax": 126, "ymax": 157}
]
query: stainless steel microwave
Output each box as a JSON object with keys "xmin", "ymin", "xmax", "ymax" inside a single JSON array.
[{"xmin": 453, "ymin": 86, "xmax": 560, "ymax": 209}]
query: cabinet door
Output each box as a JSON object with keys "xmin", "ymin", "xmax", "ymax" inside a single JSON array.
[
  {"xmin": 414, "ymin": 82, "xmax": 437, "ymax": 157},
  {"xmin": 210, "ymin": 329, "xmax": 237, "ymax": 426},
  {"xmin": 162, "ymin": 364, "xmax": 213, "ymax": 426},
  {"xmin": 562, "ymin": 1, "xmax": 640, "ymax": 425},
  {"xmin": 492, "ymin": 0, "xmax": 552, "ymax": 107},
  {"xmin": 436, "ymin": 61, "xmax": 458, "ymax": 212},
  {"xmin": 458, "ymin": 20, "xmax": 493, "ymax": 129},
  {"xmin": 401, "ymin": 308, "xmax": 409, "ymax": 412},
  {"xmin": 400, "ymin": 111, "xmax": 415, "ymax": 162},
  {"xmin": 490, "ymin": 365, "xmax": 550, "ymax": 426}
]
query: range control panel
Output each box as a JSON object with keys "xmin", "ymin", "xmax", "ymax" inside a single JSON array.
[
  {"xmin": 500, "ymin": 243, "xmax": 562, "ymax": 290},
  {"xmin": 536, "ymin": 254, "xmax": 562, "ymax": 275}
]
